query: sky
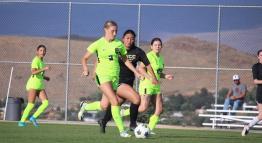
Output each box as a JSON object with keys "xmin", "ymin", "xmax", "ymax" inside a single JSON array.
[{"xmin": 0, "ymin": 0, "xmax": 262, "ymax": 53}]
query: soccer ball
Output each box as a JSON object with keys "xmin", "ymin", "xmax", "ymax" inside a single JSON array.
[{"xmin": 134, "ymin": 123, "xmax": 150, "ymax": 138}]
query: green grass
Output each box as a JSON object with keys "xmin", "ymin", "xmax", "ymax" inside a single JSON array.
[{"xmin": 0, "ymin": 122, "xmax": 262, "ymax": 143}]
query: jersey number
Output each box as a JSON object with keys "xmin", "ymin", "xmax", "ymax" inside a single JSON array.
[{"xmin": 108, "ymin": 55, "xmax": 113, "ymax": 61}]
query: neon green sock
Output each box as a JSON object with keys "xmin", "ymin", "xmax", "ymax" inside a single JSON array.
[
  {"xmin": 111, "ymin": 106, "xmax": 125, "ymax": 132},
  {"xmin": 121, "ymin": 108, "xmax": 130, "ymax": 117},
  {"xmin": 20, "ymin": 103, "xmax": 34, "ymax": 122},
  {"xmin": 32, "ymin": 100, "xmax": 49, "ymax": 119},
  {"xmin": 84, "ymin": 101, "xmax": 101, "ymax": 111},
  {"xmin": 148, "ymin": 114, "xmax": 159, "ymax": 131}
]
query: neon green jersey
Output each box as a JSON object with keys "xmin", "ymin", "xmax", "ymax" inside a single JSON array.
[
  {"xmin": 26, "ymin": 56, "xmax": 45, "ymax": 90},
  {"xmin": 31, "ymin": 56, "xmax": 45, "ymax": 79},
  {"xmin": 140, "ymin": 51, "xmax": 164, "ymax": 86},
  {"xmin": 87, "ymin": 37, "xmax": 127, "ymax": 76}
]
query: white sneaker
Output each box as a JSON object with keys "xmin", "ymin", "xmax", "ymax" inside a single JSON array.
[
  {"xmin": 120, "ymin": 131, "xmax": 131, "ymax": 138},
  {"xmin": 241, "ymin": 125, "xmax": 249, "ymax": 136},
  {"xmin": 78, "ymin": 101, "xmax": 87, "ymax": 121},
  {"xmin": 149, "ymin": 130, "xmax": 156, "ymax": 135}
]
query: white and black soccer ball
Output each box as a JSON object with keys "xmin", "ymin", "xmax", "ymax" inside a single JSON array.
[{"xmin": 134, "ymin": 123, "xmax": 150, "ymax": 138}]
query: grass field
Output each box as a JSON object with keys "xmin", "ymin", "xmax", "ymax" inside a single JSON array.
[{"xmin": 0, "ymin": 122, "xmax": 262, "ymax": 143}]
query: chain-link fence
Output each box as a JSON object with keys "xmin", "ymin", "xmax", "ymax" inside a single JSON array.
[{"xmin": 0, "ymin": 2, "xmax": 261, "ymax": 126}]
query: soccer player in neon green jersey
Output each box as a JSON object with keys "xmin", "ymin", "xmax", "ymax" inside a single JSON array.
[
  {"xmin": 138, "ymin": 37, "xmax": 174, "ymax": 135},
  {"xmin": 78, "ymin": 29, "xmax": 158, "ymax": 134},
  {"xmin": 81, "ymin": 20, "xmax": 143, "ymax": 138},
  {"xmin": 18, "ymin": 45, "xmax": 50, "ymax": 127}
]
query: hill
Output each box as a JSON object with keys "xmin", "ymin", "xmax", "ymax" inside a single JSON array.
[{"xmin": 0, "ymin": 36, "xmax": 257, "ymax": 106}]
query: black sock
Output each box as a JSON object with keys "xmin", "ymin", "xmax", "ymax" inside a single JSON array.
[
  {"xmin": 130, "ymin": 103, "xmax": 139, "ymax": 126},
  {"xmin": 102, "ymin": 106, "xmax": 112, "ymax": 125}
]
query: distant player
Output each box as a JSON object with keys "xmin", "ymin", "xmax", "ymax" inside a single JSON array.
[
  {"xmin": 242, "ymin": 49, "xmax": 262, "ymax": 136},
  {"xmin": 81, "ymin": 20, "xmax": 143, "ymax": 137},
  {"xmin": 137, "ymin": 37, "xmax": 174, "ymax": 134},
  {"xmin": 18, "ymin": 44, "xmax": 50, "ymax": 127}
]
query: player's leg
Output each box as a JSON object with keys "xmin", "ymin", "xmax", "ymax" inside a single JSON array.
[
  {"xmin": 18, "ymin": 89, "xmax": 37, "ymax": 127},
  {"xmin": 97, "ymin": 94, "xmax": 111, "ymax": 133},
  {"xmin": 138, "ymin": 85, "xmax": 151, "ymax": 113},
  {"xmin": 99, "ymin": 82, "xmax": 130, "ymax": 137},
  {"xmin": 242, "ymin": 103, "xmax": 262, "ymax": 136},
  {"xmin": 30, "ymin": 90, "xmax": 49, "ymax": 127},
  {"xmin": 78, "ymin": 75, "xmax": 112, "ymax": 121},
  {"xmin": 148, "ymin": 93, "xmax": 163, "ymax": 133},
  {"xmin": 117, "ymin": 83, "xmax": 140, "ymax": 122},
  {"xmin": 78, "ymin": 94, "xmax": 109, "ymax": 120},
  {"xmin": 98, "ymin": 94, "xmax": 124, "ymax": 133},
  {"xmin": 116, "ymin": 83, "xmax": 140, "ymax": 130},
  {"xmin": 138, "ymin": 94, "xmax": 150, "ymax": 113}
]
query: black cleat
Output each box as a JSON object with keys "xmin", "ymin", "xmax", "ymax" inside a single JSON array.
[{"xmin": 98, "ymin": 119, "xmax": 106, "ymax": 133}]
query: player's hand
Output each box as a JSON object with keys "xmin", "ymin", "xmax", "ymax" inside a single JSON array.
[
  {"xmin": 151, "ymin": 78, "xmax": 159, "ymax": 85},
  {"xmin": 44, "ymin": 76, "xmax": 50, "ymax": 81},
  {"xmin": 82, "ymin": 70, "xmax": 89, "ymax": 77},
  {"xmin": 136, "ymin": 72, "xmax": 145, "ymax": 80},
  {"xmin": 44, "ymin": 66, "xmax": 50, "ymax": 71},
  {"xmin": 165, "ymin": 74, "xmax": 174, "ymax": 80}
]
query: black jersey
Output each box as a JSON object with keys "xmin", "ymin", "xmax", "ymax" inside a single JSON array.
[
  {"xmin": 119, "ymin": 46, "xmax": 150, "ymax": 84},
  {"xmin": 252, "ymin": 62, "xmax": 262, "ymax": 103}
]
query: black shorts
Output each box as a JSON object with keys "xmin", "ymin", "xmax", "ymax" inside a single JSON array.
[
  {"xmin": 119, "ymin": 78, "xmax": 134, "ymax": 87},
  {"xmin": 256, "ymin": 86, "xmax": 262, "ymax": 104}
]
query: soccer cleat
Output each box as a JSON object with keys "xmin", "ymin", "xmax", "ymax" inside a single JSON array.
[
  {"xmin": 29, "ymin": 116, "xmax": 39, "ymax": 127},
  {"xmin": 78, "ymin": 101, "xmax": 87, "ymax": 121},
  {"xmin": 241, "ymin": 125, "xmax": 249, "ymax": 136},
  {"xmin": 18, "ymin": 121, "xmax": 27, "ymax": 127},
  {"xmin": 149, "ymin": 130, "xmax": 156, "ymax": 135},
  {"xmin": 120, "ymin": 131, "xmax": 131, "ymax": 138},
  {"xmin": 98, "ymin": 119, "xmax": 106, "ymax": 133}
]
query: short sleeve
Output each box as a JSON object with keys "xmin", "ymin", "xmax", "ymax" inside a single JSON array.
[
  {"xmin": 252, "ymin": 64, "xmax": 258, "ymax": 80},
  {"xmin": 31, "ymin": 57, "xmax": 39, "ymax": 69},
  {"xmin": 87, "ymin": 42, "xmax": 98, "ymax": 54},
  {"xmin": 138, "ymin": 49, "xmax": 150, "ymax": 66},
  {"xmin": 241, "ymin": 84, "xmax": 247, "ymax": 93},
  {"xmin": 120, "ymin": 43, "xmax": 127, "ymax": 56}
]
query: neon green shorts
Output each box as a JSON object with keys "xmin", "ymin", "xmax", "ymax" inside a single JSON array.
[
  {"xmin": 139, "ymin": 84, "xmax": 161, "ymax": 95},
  {"xmin": 26, "ymin": 77, "xmax": 45, "ymax": 91},
  {"xmin": 95, "ymin": 74, "xmax": 119, "ymax": 90}
]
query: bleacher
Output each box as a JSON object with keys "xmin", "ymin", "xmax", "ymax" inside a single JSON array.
[{"xmin": 199, "ymin": 104, "xmax": 262, "ymax": 129}]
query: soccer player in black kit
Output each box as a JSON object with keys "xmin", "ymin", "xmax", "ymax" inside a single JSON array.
[
  {"xmin": 242, "ymin": 49, "xmax": 262, "ymax": 136},
  {"xmin": 98, "ymin": 29, "xmax": 158, "ymax": 133}
]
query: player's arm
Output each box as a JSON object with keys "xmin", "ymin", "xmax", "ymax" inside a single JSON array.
[
  {"xmin": 31, "ymin": 67, "xmax": 49, "ymax": 75},
  {"xmin": 92, "ymin": 60, "xmax": 97, "ymax": 80},
  {"xmin": 139, "ymin": 50, "xmax": 158, "ymax": 84},
  {"xmin": 121, "ymin": 55, "xmax": 144, "ymax": 80},
  {"xmin": 31, "ymin": 60, "xmax": 50, "ymax": 81},
  {"xmin": 81, "ymin": 51, "xmax": 93, "ymax": 76},
  {"xmin": 138, "ymin": 62, "xmax": 153, "ymax": 80},
  {"xmin": 252, "ymin": 65, "xmax": 262, "ymax": 84},
  {"xmin": 43, "ymin": 76, "xmax": 50, "ymax": 81},
  {"xmin": 160, "ymin": 72, "xmax": 174, "ymax": 80},
  {"xmin": 254, "ymin": 79, "xmax": 262, "ymax": 84}
]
